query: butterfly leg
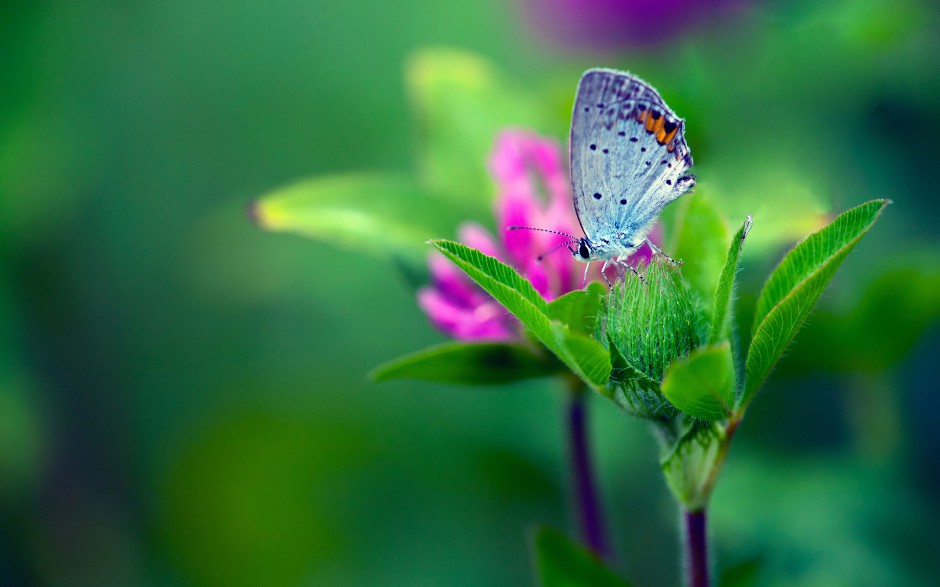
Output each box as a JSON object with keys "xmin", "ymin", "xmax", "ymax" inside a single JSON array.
[
  {"xmin": 581, "ymin": 261, "xmax": 593, "ymax": 288},
  {"xmin": 645, "ymin": 239, "xmax": 682, "ymax": 265},
  {"xmin": 598, "ymin": 260, "xmax": 613, "ymax": 288},
  {"xmin": 616, "ymin": 257, "xmax": 648, "ymax": 285}
]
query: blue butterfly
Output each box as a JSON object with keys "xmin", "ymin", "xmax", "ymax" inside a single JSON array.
[{"xmin": 514, "ymin": 68, "xmax": 696, "ymax": 285}]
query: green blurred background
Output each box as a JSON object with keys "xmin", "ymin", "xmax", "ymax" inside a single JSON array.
[{"xmin": 2, "ymin": 0, "xmax": 939, "ymax": 585}]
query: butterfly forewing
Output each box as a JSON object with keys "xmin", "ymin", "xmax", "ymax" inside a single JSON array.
[{"xmin": 570, "ymin": 69, "xmax": 695, "ymax": 252}]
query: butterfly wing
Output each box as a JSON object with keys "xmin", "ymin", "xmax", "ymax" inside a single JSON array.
[{"xmin": 570, "ymin": 69, "xmax": 695, "ymax": 253}]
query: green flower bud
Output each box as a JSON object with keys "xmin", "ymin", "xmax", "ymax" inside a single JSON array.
[{"xmin": 600, "ymin": 260, "xmax": 709, "ymax": 419}]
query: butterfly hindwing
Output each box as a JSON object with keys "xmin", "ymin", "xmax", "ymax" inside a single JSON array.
[{"xmin": 570, "ymin": 69, "xmax": 695, "ymax": 251}]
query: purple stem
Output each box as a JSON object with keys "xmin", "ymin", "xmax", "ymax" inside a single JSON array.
[
  {"xmin": 567, "ymin": 390, "xmax": 609, "ymax": 558},
  {"xmin": 684, "ymin": 508, "xmax": 710, "ymax": 587}
]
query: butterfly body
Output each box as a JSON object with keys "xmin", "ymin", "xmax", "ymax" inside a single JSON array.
[{"xmin": 567, "ymin": 68, "xmax": 696, "ymax": 277}]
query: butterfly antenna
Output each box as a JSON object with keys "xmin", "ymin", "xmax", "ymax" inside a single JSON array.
[
  {"xmin": 507, "ymin": 226, "xmax": 579, "ymax": 240},
  {"xmin": 536, "ymin": 240, "xmax": 578, "ymax": 263}
]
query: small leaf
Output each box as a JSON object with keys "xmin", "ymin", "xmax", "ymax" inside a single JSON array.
[
  {"xmin": 667, "ymin": 193, "xmax": 731, "ymax": 310},
  {"xmin": 406, "ymin": 49, "xmax": 557, "ymax": 205},
  {"xmin": 370, "ymin": 342, "xmax": 562, "ymax": 385},
  {"xmin": 709, "ymin": 216, "xmax": 754, "ymax": 345},
  {"xmin": 661, "ymin": 343, "xmax": 735, "ymax": 420},
  {"xmin": 547, "ymin": 282, "xmax": 606, "ymax": 335},
  {"xmin": 252, "ymin": 173, "xmax": 470, "ymax": 267},
  {"xmin": 660, "ymin": 421, "xmax": 726, "ymax": 511},
  {"xmin": 741, "ymin": 199, "xmax": 890, "ymax": 408},
  {"xmin": 432, "ymin": 240, "xmax": 611, "ymax": 388},
  {"xmin": 555, "ymin": 326, "xmax": 613, "ymax": 388},
  {"xmin": 532, "ymin": 527, "xmax": 632, "ymax": 587}
]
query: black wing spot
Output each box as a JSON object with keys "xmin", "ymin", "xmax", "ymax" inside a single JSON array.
[
  {"xmin": 629, "ymin": 137, "xmax": 638, "ymax": 142},
  {"xmin": 593, "ymin": 192, "xmax": 602, "ymax": 200},
  {"xmin": 645, "ymin": 161, "xmax": 651, "ymax": 166},
  {"xmin": 651, "ymin": 110, "xmax": 662, "ymax": 120},
  {"xmin": 602, "ymin": 148, "xmax": 609, "ymax": 154},
  {"xmin": 590, "ymin": 144, "xmax": 597, "ymax": 151},
  {"xmin": 597, "ymin": 103, "xmax": 605, "ymax": 108},
  {"xmin": 666, "ymin": 179, "xmax": 672, "ymax": 185},
  {"xmin": 663, "ymin": 119, "xmax": 678, "ymax": 133},
  {"xmin": 661, "ymin": 160, "xmax": 667, "ymax": 165},
  {"xmin": 618, "ymin": 131, "xmax": 626, "ymax": 136},
  {"xmin": 641, "ymin": 147, "xmax": 646, "ymax": 152},
  {"xmin": 619, "ymin": 198, "xmax": 627, "ymax": 205},
  {"xmin": 584, "ymin": 107, "xmax": 590, "ymax": 112}
]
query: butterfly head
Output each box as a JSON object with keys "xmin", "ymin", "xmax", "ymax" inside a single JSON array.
[
  {"xmin": 571, "ymin": 234, "xmax": 644, "ymax": 264},
  {"xmin": 571, "ymin": 237, "xmax": 615, "ymax": 262},
  {"xmin": 576, "ymin": 238, "xmax": 592, "ymax": 260}
]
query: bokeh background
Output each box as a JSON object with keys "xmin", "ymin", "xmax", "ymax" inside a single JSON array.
[{"xmin": 3, "ymin": 0, "xmax": 940, "ymax": 585}]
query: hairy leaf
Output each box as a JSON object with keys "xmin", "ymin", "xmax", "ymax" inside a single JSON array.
[
  {"xmin": 661, "ymin": 343, "xmax": 735, "ymax": 420},
  {"xmin": 660, "ymin": 421, "xmax": 727, "ymax": 511},
  {"xmin": 371, "ymin": 342, "xmax": 561, "ymax": 385},
  {"xmin": 556, "ymin": 327, "xmax": 613, "ymax": 389},
  {"xmin": 741, "ymin": 199, "xmax": 890, "ymax": 408},
  {"xmin": 547, "ymin": 282, "xmax": 606, "ymax": 335},
  {"xmin": 709, "ymin": 215, "xmax": 753, "ymax": 344},
  {"xmin": 782, "ymin": 261, "xmax": 940, "ymax": 374},
  {"xmin": 432, "ymin": 240, "xmax": 611, "ymax": 388}
]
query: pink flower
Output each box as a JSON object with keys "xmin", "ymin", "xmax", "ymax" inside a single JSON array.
[
  {"xmin": 418, "ymin": 129, "xmax": 659, "ymax": 341},
  {"xmin": 417, "ymin": 225, "xmax": 519, "ymax": 340}
]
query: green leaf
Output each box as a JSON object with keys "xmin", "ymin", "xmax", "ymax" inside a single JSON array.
[
  {"xmin": 370, "ymin": 342, "xmax": 562, "ymax": 385},
  {"xmin": 666, "ymin": 193, "xmax": 731, "ymax": 310},
  {"xmin": 252, "ymin": 173, "xmax": 470, "ymax": 267},
  {"xmin": 406, "ymin": 49, "xmax": 558, "ymax": 205},
  {"xmin": 709, "ymin": 216, "xmax": 753, "ymax": 345},
  {"xmin": 431, "ymin": 240, "xmax": 611, "ymax": 388},
  {"xmin": 433, "ymin": 239, "xmax": 549, "ymax": 315},
  {"xmin": 659, "ymin": 421, "xmax": 727, "ymax": 511},
  {"xmin": 661, "ymin": 343, "xmax": 735, "ymax": 420},
  {"xmin": 546, "ymin": 282, "xmax": 606, "ymax": 335},
  {"xmin": 782, "ymin": 261, "xmax": 940, "ymax": 374},
  {"xmin": 532, "ymin": 527, "xmax": 632, "ymax": 587},
  {"xmin": 741, "ymin": 199, "xmax": 891, "ymax": 408},
  {"xmin": 556, "ymin": 327, "xmax": 614, "ymax": 389},
  {"xmin": 718, "ymin": 557, "xmax": 764, "ymax": 587}
]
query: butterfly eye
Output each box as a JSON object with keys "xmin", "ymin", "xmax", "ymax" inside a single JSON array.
[{"xmin": 578, "ymin": 240, "xmax": 591, "ymax": 259}]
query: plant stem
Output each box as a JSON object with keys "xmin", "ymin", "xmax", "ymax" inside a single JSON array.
[
  {"xmin": 566, "ymin": 385, "xmax": 609, "ymax": 558},
  {"xmin": 684, "ymin": 508, "xmax": 709, "ymax": 587}
]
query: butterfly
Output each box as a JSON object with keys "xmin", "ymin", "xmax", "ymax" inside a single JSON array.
[{"xmin": 513, "ymin": 68, "xmax": 696, "ymax": 285}]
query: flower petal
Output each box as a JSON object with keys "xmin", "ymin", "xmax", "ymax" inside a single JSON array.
[
  {"xmin": 428, "ymin": 252, "xmax": 486, "ymax": 308},
  {"xmin": 417, "ymin": 287, "xmax": 516, "ymax": 341}
]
